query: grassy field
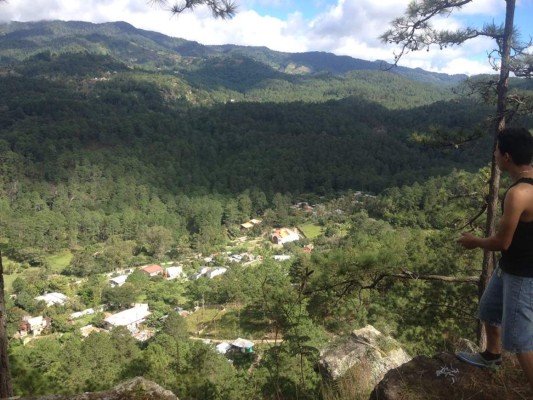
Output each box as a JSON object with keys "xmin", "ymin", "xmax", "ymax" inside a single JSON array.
[
  {"xmin": 2, "ymin": 250, "xmax": 73, "ymax": 292},
  {"xmin": 187, "ymin": 308, "xmax": 222, "ymax": 336},
  {"xmin": 299, "ymin": 223, "xmax": 323, "ymax": 239},
  {"xmin": 186, "ymin": 304, "xmax": 270, "ymax": 340},
  {"xmin": 3, "ymin": 266, "xmax": 42, "ymax": 292},
  {"xmin": 46, "ymin": 250, "xmax": 73, "ymax": 273}
]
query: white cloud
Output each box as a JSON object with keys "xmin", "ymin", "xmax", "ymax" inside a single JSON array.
[{"xmin": 458, "ymin": 0, "xmax": 504, "ymax": 15}]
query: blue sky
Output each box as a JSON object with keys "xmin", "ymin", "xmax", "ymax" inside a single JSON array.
[{"xmin": 1, "ymin": 0, "xmax": 532, "ymax": 75}]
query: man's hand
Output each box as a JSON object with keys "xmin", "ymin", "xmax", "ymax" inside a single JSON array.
[{"xmin": 457, "ymin": 232, "xmax": 479, "ymax": 249}]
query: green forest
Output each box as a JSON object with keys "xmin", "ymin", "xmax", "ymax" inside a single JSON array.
[{"xmin": 1, "ymin": 20, "xmax": 532, "ymax": 400}]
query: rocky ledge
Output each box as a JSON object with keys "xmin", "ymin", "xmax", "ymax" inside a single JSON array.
[
  {"xmin": 16, "ymin": 377, "xmax": 178, "ymax": 400},
  {"xmin": 370, "ymin": 352, "xmax": 532, "ymax": 400}
]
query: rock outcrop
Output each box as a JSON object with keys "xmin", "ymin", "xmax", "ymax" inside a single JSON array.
[
  {"xmin": 17, "ymin": 377, "xmax": 178, "ymax": 400},
  {"xmin": 319, "ymin": 325, "xmax": 411, "ymax": 387},
  {"xmin": 370, "ymin": 352, "xmax": 532, "ymax": 400}
]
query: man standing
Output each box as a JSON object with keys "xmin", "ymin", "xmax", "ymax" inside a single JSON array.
[{"xmin": 457, "ymin": 127, "xmax": 533, "ymax": 390}]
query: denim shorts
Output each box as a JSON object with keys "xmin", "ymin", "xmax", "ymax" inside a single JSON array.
[{"xmin": 479, "ymin": 265, "xmax": 533, "ymax": 353}]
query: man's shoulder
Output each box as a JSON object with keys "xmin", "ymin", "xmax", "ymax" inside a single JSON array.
[{"xmin": 506, "ymin": 181, "xmax": 533, "ymax": 205}]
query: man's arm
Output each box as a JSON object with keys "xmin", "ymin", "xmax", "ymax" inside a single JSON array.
[{"xmin": 458, "ymin": 186, "xmax": 527, "ymax": 251}]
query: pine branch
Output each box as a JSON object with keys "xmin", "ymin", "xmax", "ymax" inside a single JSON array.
[
  {"xmin": 380, "ymin": 0, "xmax": 477, "ymax": 65},
  {"xmin": 148, "ymin": 0, "xmax": 237, "ymax": 19},
  {"xmin": 304, "ymin": 271, "xmax": 479, "ymax": 296}
]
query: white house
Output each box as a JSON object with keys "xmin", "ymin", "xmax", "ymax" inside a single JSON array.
[
  {"xmin": 273, "ymin": 255, "xmax": 292, "ymax": 262},
  {"xmin": 165, "ymin": 266, "xmax": 183, "ymax": 280},
  {"xmin": 206, "ymin": 267, "xmax": 227, "ymax": 279},
  {"xmin": 193, "ymin": 266, "xmax": 228, "ymax": 280},
  {"xmin": 25, "ymin": 316, "xmax": 50, "ymax": 335},
  {"xmin": 231, "ymin": 338, "xmax": 255, "ymax": 353},
  {"xmin": 198, "ymin": 266, "xmax": 210, "ymax": 275},
  {"xmin": 231, "ymin": 254, "xmax": 243, "ymax": 262},
  {"xmin": 104, "ymin": 304, "xmax": 151, "ymax": 333},
  {"xmin": 270, "ymin": 228, "xmax": 300, "ymax": 245},
  {"xmin": 35, "ymin": 292, "xmax": 68, "ymax": 307},
  {"xmin": 109, "ymin": 275, "xmax": 129, "ymax": 287},
  {"xmin": 216, "ymin": 342, "xmax": 232, "ymax": 354},
  {"xmin": 70, "ymin": 307, "xmax": 98, "ymax": 320}
]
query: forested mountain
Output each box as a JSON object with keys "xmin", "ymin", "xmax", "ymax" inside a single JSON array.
[
  {"xmin": 2, "ymin": 19, "xmax": 531, "ymax": 255},
  {"xmin": 0, "ymin": 20, "xmax": 466, "ymax": 87},
  {"xmin": 0, "ymin": 21, "xmax": 511, "ymax": 197}
]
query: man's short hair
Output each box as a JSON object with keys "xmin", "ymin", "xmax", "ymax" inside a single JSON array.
[{"xmin": 497, "ymin": 127, "xmax": 533, "ymax": 165}]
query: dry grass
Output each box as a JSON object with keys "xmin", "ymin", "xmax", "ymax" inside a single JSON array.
[{"xmin": 321, "ymin": 360, "xmax": 375, "ymax": 400}]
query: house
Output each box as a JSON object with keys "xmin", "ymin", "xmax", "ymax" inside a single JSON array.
[
  {"xmin": 35, "ymin": 292, "xmax": 68, "ymax": 307},
  {"xmin": 191, "ymin": 266, "xmax": 210, "ymax": 280},
  {"xmin": 165, "ymin": 266, "xmax": 183, "ymax": 280},
  {"xmin": 231, "ymin": 338, "xmax": 255, "ymax": 353},
  {"xmin": 303, "ymin": 244, "xmax": 314, "ymax": 253},
  {"xmin": 193, "ymin": 266, "xmax": 228, "ymax": 280},
  {"xmin": 231, "ymin": 254, "xmax": 243, "ymax": 262},
  {"xmin": 70, "ymin": 307, "xmax": 100, "ymax": 320},
  {"xmin": 206, "ymin": 267, "xmax": 227, "ymax": 279},
  {"xmin": 273, "ymin": 255, "xmax": 291, "ymax": 262},
  {"xmin": 241, "ymin": 218, "xmax": 262, "ymax": 230},
  {"xmin": 270, "ymin": 228, "xmax": 300, "ymax": 245},
  {"xmin": 216, "ymin": 342, "xmax": 232, "ymax": 354},
  {"xmin": 104, "ymin": 304, "xmax": 151, "ymax": 332},
  {"xmin": 198, "ymin": 266, "xmax": 211, "ymax": 275},
  {"xmin": 109, "ymin": 275, "xmax": 129, "ymax": 287},
  {"xmin": 140, "ymin": 264, "xmax": 163, "ymax": 277},
  {"xmin": 21, "ymin": 316, "xmax": 50, "ymax": 336},
  {"xmin": 240, "ymin": 222, "xmax": 254, "ymax": 230}
]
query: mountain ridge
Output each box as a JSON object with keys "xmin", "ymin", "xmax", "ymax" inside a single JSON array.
[{"xmin": 0, "ymin": 20, "xmax": 467, "ymax": 87}]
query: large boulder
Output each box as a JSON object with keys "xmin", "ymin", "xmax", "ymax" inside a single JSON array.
[
  {"xmin": 319, "ymin": 325, "xmax": 411, "ymax": 387},
  {"xmin": 370, "ymin": 352, "xmax": 532, "ymax": 399},
  {"xmin": 17, "ymin": 377, "xmax": 178, "ymax": 400}
]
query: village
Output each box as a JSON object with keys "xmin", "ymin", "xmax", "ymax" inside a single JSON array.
[{"xmin": 10, "ymin": 207, "xmax": 329, "ymax": 362}]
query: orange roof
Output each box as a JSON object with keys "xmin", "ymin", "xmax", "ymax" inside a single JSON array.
[
  {"xmin": 141, "ymin": 264, "xmax": 163, "ymax": 274},
  {"xmin": 273, "ymin": 228, "xmax": 294, "ymax": 238}
]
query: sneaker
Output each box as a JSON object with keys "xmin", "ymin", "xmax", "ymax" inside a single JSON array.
[{"xmin": 456, "ymin": 351, "xmax": 502, "ymax": 368}]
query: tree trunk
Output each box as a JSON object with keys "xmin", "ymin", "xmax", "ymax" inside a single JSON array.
[
  {"xmin": 477, "ymin": 0, "xmax": 515, "ymax": 347},
  {"xmin": 0, "ymin": 250, "xmax": 13, "ymax": 398}
]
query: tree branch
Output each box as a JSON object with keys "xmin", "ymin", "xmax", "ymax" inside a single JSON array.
[
  {"xmin": 148, "ymin": 0, "xmax": 237, "ymax": 19},
  {"xmin": 380, "ymin": 0, "xmax": 477, "ymax": 65},
  {"xmin": 304, "ymin": 271, "xmax": 479, "ymax": 296}
]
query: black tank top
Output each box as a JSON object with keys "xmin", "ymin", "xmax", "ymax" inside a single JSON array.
[{"xmin": 500, "ymin": 177, "xmax": 533, "ymax": 277}]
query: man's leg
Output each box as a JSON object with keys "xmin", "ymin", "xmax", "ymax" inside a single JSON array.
[
  {"xmin": 456, "ymin": 268, "xmax": 503, "ymax": 368},
  {"xmin": 485, "ymin": 323, "xmax": 502, "ymax": 355},
  {"xmin": 516, "ymin": 352, "xmax": 533, "ymax": 391}
]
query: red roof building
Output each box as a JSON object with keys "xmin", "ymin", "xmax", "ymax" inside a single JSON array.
[{"xmin": 140, "ymin": 264, "xmax": 163, "ymax": 276}]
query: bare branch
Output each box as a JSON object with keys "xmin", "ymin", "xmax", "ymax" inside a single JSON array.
[
  {"xmin": 457, "ymin": 203, "xmax": 487, "ymax": 231},
  {"xmin": 410, "ymin": 127, "xmax": 483, "ymax": 149}
]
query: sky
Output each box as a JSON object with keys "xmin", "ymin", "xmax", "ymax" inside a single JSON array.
[{"xmin": 1, "ymin": 0, "xmax": 533, "ymax": 76}]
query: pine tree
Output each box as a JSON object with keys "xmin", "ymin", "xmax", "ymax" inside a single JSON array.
[{"xmin": 381, "ymin": 0, "xmax": 533, "ymax": 345}]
